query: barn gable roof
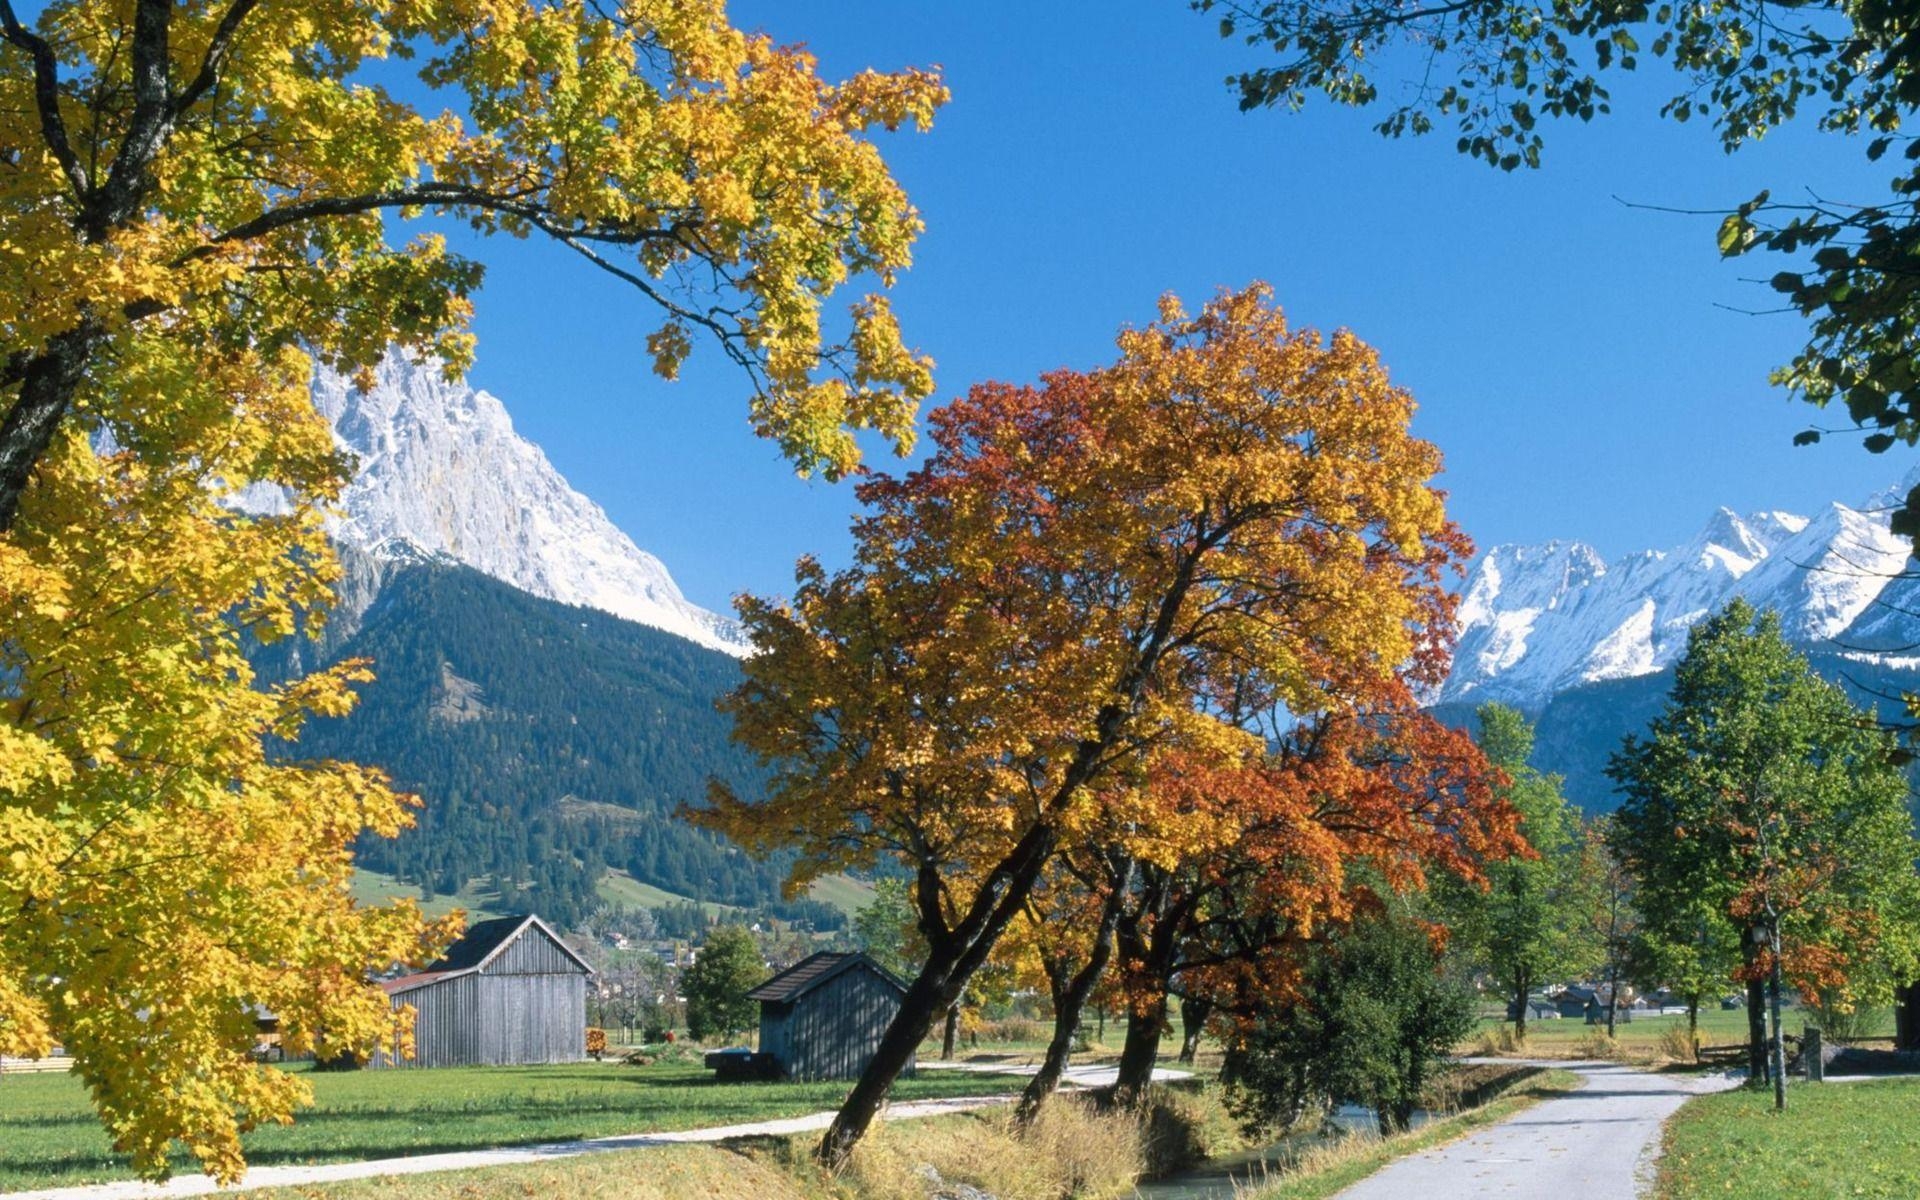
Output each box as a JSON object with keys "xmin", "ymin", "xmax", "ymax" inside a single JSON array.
[
  {"xmin": 747, "ymin": 951, "xmax": 906, "ymax": 1003},
  {"xmin": 383, "ymin": 913, "xmax": 592, "ymax": 996}
]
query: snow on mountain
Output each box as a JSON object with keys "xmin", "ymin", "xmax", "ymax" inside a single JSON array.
[
  {"xmin": 304, "ymin": 351, "xmax": 747, "ymax": 656},
  {"xmin": 1441, "ymin": 482, "xmax": 1918, "ymax": 708}
]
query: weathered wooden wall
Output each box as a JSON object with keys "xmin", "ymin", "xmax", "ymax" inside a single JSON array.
[
  {"xmin": 379, "ymin": 923, "xmax": 588, "ymax": 1068},
  {"xmin": 760, "ymin": 966, "xmax": 906, "ymax": 1082}
]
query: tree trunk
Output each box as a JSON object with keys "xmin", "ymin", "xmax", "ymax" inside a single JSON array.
[
  {"xmin": 817, "ymin": 824, "xmax": 1060, "ymax": 1168},
  {"xmin": 1898, "ymin": 981, "xmax": 1920, "ymax": 1051},
  {"xmin": 1015, "ymin": 877, "xmax": 1128, "ymax": 1127},
  {"xmin": 1377, "ymin": 1101, "xmax": 1412, "ymax": 1136},
  {"xmin": 1746, "ymin": 974, "xmax": 1769, "ymax": 1085},
  {"xmin": 1606, "ymin": 957, "xmax": 1621, "ymax": 1039},
  {"xmin": 1767, "ymin": 925, "xmax": 1787, "ymax": 1112},
  {"xmin": 0, "ymin": 325, "xmax": 101, "ymax": 533},
  {"xmin": 1177, "ymin": 996, "xmax": 1210, "ymax": 1065},
  {"xmin": 1686, "ymin": 994, "xmax": 1700, "ymax": 1062},
  {"xmin": 1111, "ymin": 990, "xmax": 1167, "ymax": 1107},
  {"xmin": 940, "ymin": 1004, "xmax": 958, "ymax": 1061},
  {"xmin": 1512, "ymin": 968, "xmax": 1529, "ymax": 1043}
]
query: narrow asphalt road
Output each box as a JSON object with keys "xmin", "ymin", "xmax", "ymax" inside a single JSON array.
[{"xmin": 1332, "ymin": 1059, "xmax": 1740, "ymax": 1200}]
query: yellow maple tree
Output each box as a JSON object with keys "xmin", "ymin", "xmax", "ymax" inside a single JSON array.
[{"xmin": 0, "ymin": 0, "xmax": 943, "ymax": 1180}]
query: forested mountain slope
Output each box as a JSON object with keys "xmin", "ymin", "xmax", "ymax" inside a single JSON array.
[{"xmin": 272, "ymin": 561, "xmax": 776, "ymax": 927}]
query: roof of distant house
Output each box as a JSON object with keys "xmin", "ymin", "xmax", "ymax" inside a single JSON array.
[{"xmin": 746, "ymin": 952, "xmax": 906, "ymax": 1003}]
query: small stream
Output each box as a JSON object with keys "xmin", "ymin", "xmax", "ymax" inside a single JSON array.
[{"xmin": 1132, "ymin": 1106, "xmax": 1435, "ymax": 1200}]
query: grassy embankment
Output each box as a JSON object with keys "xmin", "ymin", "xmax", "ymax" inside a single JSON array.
[
  {"xmin": 1655, "ymin": 1077, "xmax": 1920, "ymax": 1200},
  {"xmin": 0, "ymin": 1056, "xmax": 1028, "ymax": 1193},
  {"xmin": 1231, "ymin": 1066, "xmax": 1582, "ymax": 1200},
  {"xmin": 183, "ymin": 1064, "xmax": 1574, "ymax": 1200}
]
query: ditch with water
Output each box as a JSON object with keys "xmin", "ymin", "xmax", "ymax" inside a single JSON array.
[{"xmin": 1132, "ymin": 1106, "xmax": 1435, "ymax": 1200}]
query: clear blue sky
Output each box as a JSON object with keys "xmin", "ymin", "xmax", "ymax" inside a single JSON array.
[{"xmin": 443, "ymin": 1, "xmax": 1903, "ymax": 615}]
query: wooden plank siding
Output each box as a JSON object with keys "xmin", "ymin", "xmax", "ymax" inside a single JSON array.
[
  {"xmin": 376, "ymin": 915, "xmax": 590, "ymax": 1068},
  {"xmin": 758, "ymin": 963, "xmax": 909, "ymax": 1081}
]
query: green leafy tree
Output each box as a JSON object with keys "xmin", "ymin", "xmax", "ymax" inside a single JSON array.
[
  {"xmin": 853, "ymin": 878, "xmax": 926, "ymax": 980},
  {"xmin": 682, "ymin": 924, "xmax": 766, "ymax": 1043},
  {"xmin": 1450, "ymin": 703, "xmax": 1586, "ymax": 1043},
  {"xmin": 1223, "ymin": 906, "xmax": 1477, "ymax": 1135},
  {"xmin": 1609, "ymin": 599, "xmax": 1920, "ymax": 1101},
  {"xmin": 1197, "ymin": 0, "xmax": 1920, "ymax": 546},
  {"xmin": 1572, "ymin": 816, "xmax": 1640, "ymax": 1038}
]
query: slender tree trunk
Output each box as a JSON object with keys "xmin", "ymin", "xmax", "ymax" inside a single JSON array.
[
  {"xmin": 1746, "ymin": 974, "xmax": 1769, "ymax": 1085},
  {"xmin": 1606, "ymin": 957, "xmax": 1621, "ymax": 1039},
  {"xmin": 1016, "ymin": 876, "xmax": 1128, "ymax": 1126},
  {"xmin": 940, "ymin": 1004, "xmax": 958, "ymax": 1061},
  {"xmin": 1177, "ymin": 996, "xmax": 1211, "ymax": 1064},
  {"xmin": 1512, "ymin": 968, "xmax": 1529, "ymax": 1043},
  {"xmin": 1686, "ymin": 993, "xmax": 1700, "ymax": 1062},
  {"xmin": 1768, "ymin": 923, "xmax": 1787, "ymax": 1111}
]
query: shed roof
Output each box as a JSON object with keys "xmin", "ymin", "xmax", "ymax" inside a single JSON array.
[
  {"xmin": 382, "ymin": 913, "xmax": 592, "ymax": 996},
  {"xmin": 747, "ymin": 951, "xmax": 906, "ymax": 1003}
]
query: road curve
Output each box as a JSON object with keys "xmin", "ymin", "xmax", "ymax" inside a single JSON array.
[{"xmin": 1333, "ymin": 1059, "xmax": 1740, "ymax": 1200}]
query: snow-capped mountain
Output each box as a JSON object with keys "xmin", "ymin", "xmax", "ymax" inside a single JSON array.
[
  {"xmin": 296, "ymin": 352, "xmax": 747, "ymax": 655},
  {"xmin": 1442, "ymin": 472, "xmax": 1920, "ymax": 707}
]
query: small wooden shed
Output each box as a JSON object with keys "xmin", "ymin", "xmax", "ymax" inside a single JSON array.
[
  {"xmin": 378, "ymin": 913, "xmax": 594, "ymax": 1068},
  {"xmin": 747, "ymin": 951, "xmax": 910, "ymax": 1082}
]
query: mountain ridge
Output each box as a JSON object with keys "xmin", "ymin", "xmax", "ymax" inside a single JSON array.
[{"xmin": 1442, "ymin": 471, "xmax": 1920, "ymax": 708}]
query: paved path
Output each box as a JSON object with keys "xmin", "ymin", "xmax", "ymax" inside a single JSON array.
[
  {"xmin": 5, "ymin": 1063, "xmax": 1190, "ymax": 1200},
  {"xmin": 1332, "ymin": 1060, "xmax": 1740, "ymax": 1200}
]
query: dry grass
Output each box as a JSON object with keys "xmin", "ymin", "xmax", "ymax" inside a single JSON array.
[
  {"xmin": 235, "ymin": 1145, "xmax": 815, "ymax": 1200},
  {"xmin": 830, "ymin": 1096, "xmax": 1145, "ymax": 1200},
  {"xmin": 232, "ymin": 1086, "xmax": 1241, "ymax": 1200}
]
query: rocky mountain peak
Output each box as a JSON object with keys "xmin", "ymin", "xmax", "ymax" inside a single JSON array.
[{"xmin": 311, "ymin": 351, "xmax": 748, "ymax": 656}]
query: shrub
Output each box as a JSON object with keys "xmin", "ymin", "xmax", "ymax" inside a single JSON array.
[
  {"xmin": 585, "ymin": 1028, "xmax": 608, "ymax": 1059},
  {"xmin": 1657, "ymin": 1024, "xmax": 1697, "ymax": 1062},
  {"xmin": 1805, "ymin": 997, "xmax": 1890, "ymax": 1043},
  {"xmin": 1574, "ymin": 1030, "xmax": 1620, "ymax": 1059}
]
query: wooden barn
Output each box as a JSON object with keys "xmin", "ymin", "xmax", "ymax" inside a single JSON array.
[
  {"xmin": 378, "ymin": 914, "xmax": 593, "ymax": 1068},
  {"xmin": 747, "ymin": 951, "xmax": 910, "ymax": 1082}
]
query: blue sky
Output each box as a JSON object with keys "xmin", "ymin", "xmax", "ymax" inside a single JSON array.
[{"xmin": 443, "ymin": 1, "xmax": 1901, "ymax": 614}]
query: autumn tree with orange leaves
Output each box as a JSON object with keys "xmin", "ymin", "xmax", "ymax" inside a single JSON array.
[
  {"xmin": 704, "ymin": 284, "xmax": 1503, "ymax": 1165},
  {"xmin": 1099, "ymin": 683, "xmax": 1519, "ymax": 1107}
]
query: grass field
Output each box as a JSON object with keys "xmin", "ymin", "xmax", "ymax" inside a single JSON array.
[
  {"xmin": 0, "ymin": 1059, "xmax": 1029, "ymax": 1192},
  {"xmin": 1656, "ymin": 1077, "xmax": 1920, "ymax": 1199},
  {"xmin": 347, "ymin": 870, "xmax": 504, "ymax": 921},
  {"xmin": 1463, "ymin": 1004, "xmax": 1792, "ymax": 1061},
  {"xmin": 592, "ymin": 870, "xmax": 876, "ymax": 920}
]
